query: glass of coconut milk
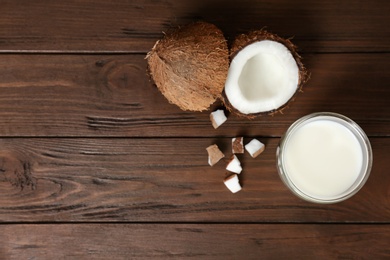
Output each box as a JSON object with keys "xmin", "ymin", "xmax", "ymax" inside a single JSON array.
[{"xmin": 276, "ymin": 112, "xmax": 372, "ymax": 203}]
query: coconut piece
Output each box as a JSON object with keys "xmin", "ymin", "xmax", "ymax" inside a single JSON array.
[
  {"xmin": 245, "ymin": 139, "xmax": 265, "ymax": 158},
  {"xmin": 210, "ymin": 109, "xmax": 227, "ymax": 129},
  {"xmin": 223, "ymin": 29, "xmax": 309, "ymax": 117},
  {"xmin": 232, "ymin": 137, "xmax": 244, "ymax": 154},
  {"xmin": 224, "ymin": 174, "xmax": 242, "ymax": 193},
  {"xmin": 146, "ymin": 22, "xmax": 229, "ymax": 111},
  {"xmin": 226, "ymin": 155, "xmax": 242, "ymax": 174},
  {"xmin": 206, "ymin": 144, "xmax": 225, "ymax": 166}
]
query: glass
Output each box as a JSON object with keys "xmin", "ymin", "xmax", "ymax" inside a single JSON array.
[{"xmin": 276, "ymin": 112, "xmax": 373, "ymax": 204}]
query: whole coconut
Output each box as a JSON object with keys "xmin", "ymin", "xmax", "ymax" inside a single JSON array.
[{"xmin": 146, "ymin": 22, "xmax": 229, "ymax": 111}]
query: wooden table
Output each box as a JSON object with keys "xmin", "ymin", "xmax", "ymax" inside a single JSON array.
[{"xmin": 0, "ymin": 0, "xmax": 389, "ymax": 258}]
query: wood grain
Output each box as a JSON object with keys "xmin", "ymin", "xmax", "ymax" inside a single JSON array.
[
  {"xmin": 0, "ymin": 0, "xmax": 389, "ymax": 258},
  {"xmin": 0, "ymin": 54, "xmax": 388, "ymax": 137},
  {"xmin": 0, "ymin": 0, "xmax": 389, "ymax": 53},
  {"xmin": 1, "ymin": 224, "xmax": 389, "ymax": 259},
  {"xmin": 0, "ymin": 137, "xmax": 388, "ymax": 223}
]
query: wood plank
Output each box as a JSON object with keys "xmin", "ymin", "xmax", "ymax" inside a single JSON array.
[
  {"xmin": 1, "ymin": 224, "xmax": 389, "ymax": 259},
  {"xmin": 0, "ymin": 137, "xmax": 388, "ymax": 223},
  {"xmin": 0, "ymin": 0, "xmax": 389, "ymax": 53},
  {"xmin": 0, "ymin": 53, "xmax": 388, "ymax": 137}
]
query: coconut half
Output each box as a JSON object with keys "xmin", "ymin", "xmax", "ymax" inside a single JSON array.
[
  {"xmin": 146, "ymin": 22, "xmax": 229, "ymax": 111},
  {"xmin": 223, "ymin": 30, "xmax": 308, "ymax": 117}
]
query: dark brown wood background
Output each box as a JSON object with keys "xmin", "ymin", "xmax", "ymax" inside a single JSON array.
[{"xmin": 0, "ymin": 0, "xmax": 389, "ymax": 258}]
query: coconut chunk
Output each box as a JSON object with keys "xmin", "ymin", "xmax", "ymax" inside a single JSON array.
[
  {"xmin": 245, "ymin": 139, "xmax": 265, "ymax": 158},
  {"xmin": 226, "ymin": 155, "xmax": 242, "ymax": 174},
  {"xmin": 210, "ymin": 109, "xmax": 227, "ymax": 129},
  {"xmin": 232, "ymin": 137, "xmax": 244, "ymax": 154},
  {"xmin": 224, "ymin": 174, "xmax": 242, "ymax": 193},
  {"xmin": 206, "ymin": 144, "xmax": 225, "ymax": 166}
]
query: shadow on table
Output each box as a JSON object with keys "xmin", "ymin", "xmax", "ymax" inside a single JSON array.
[{"xmin": 178, "ymin": 0, "xmax": 322, "ymax": 53}]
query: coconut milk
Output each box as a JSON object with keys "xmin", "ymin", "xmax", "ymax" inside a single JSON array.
[{"xmin": 277, "ymin": 113, "xmax": 372, "ymax": 203}]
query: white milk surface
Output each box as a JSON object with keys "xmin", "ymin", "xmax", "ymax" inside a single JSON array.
[{"xmin": 284, "ymin": 119, "xmax": 363, "ymax": 199}]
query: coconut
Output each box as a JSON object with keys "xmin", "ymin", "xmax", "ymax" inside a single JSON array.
[
  {"xmin": 210, "ymin": 109, "xmax": 227, "ymax": 129},
  {"xmin": 224, "ymin": 174, "xmax": 242, "ymax": 193},
  {"xmin": 223, "ymin": 30, "xmax": 309, "ymax": 117},
  {"xmin": 206, "ymin": 144, "xmax": 225, "ymax": 166},
  {"xmin": 245, "ymin": 138, "xmax": 265, "ymax": 158},
  {"xmin": 226, "ymin": 155, "xmax": 242, "ymax": 174},
  {"xmin": 232, "ymin": 137, "xmax": 244, "ymax": 154},
  {"xmin": 146, "ymin": 22, "xmax": 229, "ymax": 111}
]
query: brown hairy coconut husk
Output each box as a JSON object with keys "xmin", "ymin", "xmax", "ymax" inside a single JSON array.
[
  {"xmin": 146, "ymin": 22, "xmax": 229, "ymax": 111},
  {"xmin": 222, "ymin": 29, "xmax": 309, "ymax": 118}
]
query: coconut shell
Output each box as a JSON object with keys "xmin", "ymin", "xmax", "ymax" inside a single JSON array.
[
  {"xmin": 146, "ymin": 22, "xmax": 229, "ymax": 111},
  {"xmin": 222, "ymin": 29, "xmax": 309, "ymax": 118}
]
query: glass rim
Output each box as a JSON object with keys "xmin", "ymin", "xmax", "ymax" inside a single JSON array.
[{"xmin": 276, "ymin": 112, "xmax": 373, "ymax": 204}]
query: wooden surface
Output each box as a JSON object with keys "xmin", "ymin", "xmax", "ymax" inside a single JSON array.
[
  {"xmin": 1, "ymin": 224, "xmax": 390, "ymax": 259},
  {"xmin": 1, "ymin": 0, "xmax": 389, "ymax": 259}
]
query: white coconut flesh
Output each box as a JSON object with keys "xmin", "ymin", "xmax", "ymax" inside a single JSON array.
[{"xmin": 225, "ymin": 40, "xmax": 299, "ymax": 114}]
